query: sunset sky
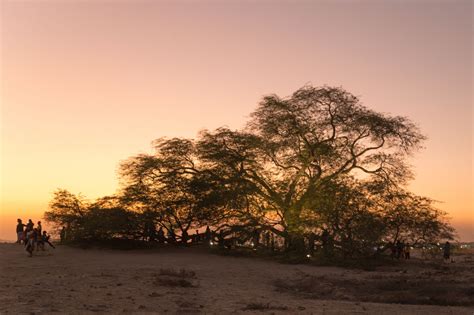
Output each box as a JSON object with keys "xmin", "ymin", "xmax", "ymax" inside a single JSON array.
[{"xmin": 1, "ymin": 1, "xmax": 472, "ymax": 241}]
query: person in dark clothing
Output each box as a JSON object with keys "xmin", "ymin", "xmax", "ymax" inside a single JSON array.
[
  {"xmin": 204, "ymin": 226, "xmax": 212, "ymax": 242},
  {"xmin": 263, "ymin": 231, "xmax": 270, "ymax": 248},
  {"xmin": 37, "ymin": 221, "xmax": 42, "ymax": 235},
  {"xmin": 16, "ymin": 219, "xmax": 26, "ymax": 244},
  {"xmin": 193, "ymin": 230, "xmax": 201, "ymax": 244},
  {"xmin": 443, "ymin": 241, "xmax": 451, "ymax": 263},
  {"xmin": 41, "ymin": 231, "xmax": 55, "ymax": 249},
  {"xmin": 167, "ymin": 230, "xmax": 176, "ymax": 244},
  {"xmin": 308, "ymin": 232, "xmax": 316, "ymax": 256},
  {"xmin": 157, "ymin": 227, "xmax": 166, "ymax": 244},
  {"xmin": 252, "ymin": 229, "xmax": 260, "ymax": 247},
  {"xmin": 25, "ymin": 228, "xmax": 37, "ymax": 257},
  {"xmin": 396, "ymin": 240, "xmax": 404, "ymax": 259},
  {"xmin": 404, "ymin": 243, "xmax": 411, "ymax": 259},
  {"xmin": 217, "ymin": 230, "xmax": 224, "ymax": 246},
  {"xmin": 181, "ymin": 230, "xmax": 189, "ymax": 246},
  {"xmin": 390, "ymin": 242, "xmax": 397, "ymax": 259},
  {"xmin": 60, "ymin": 226, "xmax": 66, "ymax": 243}
]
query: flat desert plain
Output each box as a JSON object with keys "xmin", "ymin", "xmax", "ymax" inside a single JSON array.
[{"xmin": 0, "ymin": 243, "xmax": 473, "ymax": 314}]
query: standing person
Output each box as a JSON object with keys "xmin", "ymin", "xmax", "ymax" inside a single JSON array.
[
  {"xmin": 167, "ymin": 230, "xmax": 176, "ymax": 244},
  {"xmin": 26, "ymin": 219, "xmax": 34, "ymax": 230},
  {"xmin": 37, "ymin": 221, "xmax": 42, "ymax": 235},
  {"xmin": 157, "ymin": 227, "xmax": 165, "ymax": 244},
  {"xmin": 390, "ymin": 242, "xmax": 397, "ymax": 259},
  {"xmin": 193, "ymin": 230, "xmax": 201, "ymax": 244},
  {"xmin": 404, "ymin": 243, "xmax": 411, "ymax": 259},
  {"xmin": 396, "ymin": 240, "xmax": 404, "ymax": 259},
  {"xmin": 205, "ymin": 226, "xmax": 212, "ymax": 243},
  {"xmin": 181, "ymin": 230, "xmax": 189, "ymax": 246},
  {"xmin": 307, "ymin": 232, "xmax": 316, "ymax": 256},
  {"xmin": 16, "ymin": 219, "xmax": 26, "ymax": 244},
  {"xmin": 33, "ymin": 228, "xmax": 41, "ymax": 251},
  {"xmin": 443, "ymin": 241, "xmax": 451, "ymax": 263},
  {"xmin": 60, "ymin": 226, "xmax": 66, "ymax": 243}
]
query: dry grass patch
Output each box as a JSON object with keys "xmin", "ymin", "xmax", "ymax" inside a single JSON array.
[
  {"xmin": 274, "ymin": 271, "xmax": 474, "ymax": 306},
  {"xmin": 153, "ymin": 268, "xmax": 198, "ymax": 288},
  {"xmin": 242, "ymin": 302, "xmax": 288, "ymax": 311}
]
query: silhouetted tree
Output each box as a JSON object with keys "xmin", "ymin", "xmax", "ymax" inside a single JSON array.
[
  {"xmin": 44, "ymin": 85, "xmax": 454, "ymax": 258},
  {"xmin": 119, "ymin": 138, "xmax": 228, "ymax": 243},
  {"xmin": 197, "ymin": 86, "xmax": 425, "ymax": 252}
]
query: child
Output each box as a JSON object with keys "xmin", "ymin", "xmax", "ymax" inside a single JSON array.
[
  {"xmin": 42, "ymin": 231, "xmax": 55, "ymax": 249},
  {"xmin": 25, "ymin": 228, "xmax": 36, "ymax": 257}
]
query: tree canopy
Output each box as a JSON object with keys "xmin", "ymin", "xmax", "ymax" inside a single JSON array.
[{"xmin": 44, "ymin": 85, "xmax": 454, "ymax": 258}]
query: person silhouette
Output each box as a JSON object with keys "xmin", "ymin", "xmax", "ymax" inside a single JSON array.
[
  {"xmin": 157, "ymin": 227, "xmax": 165, "ymax": 244},
  {"xmin": 16, "ymin": 219, "xmax": 26, "ymax": 244},
  {"xmin": 443, "ymin": 241, "xmax": 451, "ymax": 263},
  {"xmin": 60, "ymin": 226, "xmax": 66, "ymax": 243},
  {"xmin": 205, "ymin": 226, "xmax": 212, "ymax": 243}
]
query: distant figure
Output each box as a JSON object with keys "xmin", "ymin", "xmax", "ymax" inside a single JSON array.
[
  {"xmin": 167, "ymin": 230, "xmax": 176, "ymax": 244},
  {"xmin": 307, "ymin": 232, "xmax": 316, "ymax": 256},
  {"xmin": 60, "ymin": 226, "xmax": 66, "ymax": 243},
  {"xmin": 443, "ymin": 241, "xmax": 451, "ymax": 263},
  {"xmin": 252, "ymin": 229, "xmax": 260, "ymax": 247},
  {"xmin": 37, "ymin": 221, "xmax": 42, "ymax": 235},
  {"xmin": 25, "ymin": 228, "xmax": 36, "ymax": 257},
  {"xmin": 396, "ymin": 240, "xmax": 404, "ymax": 259},
  {"xmin": 34, "ymin": 227, "xmax": 41, "ymax": 251},
  {"xmin": 321, "ymin": 229, "xmax": 332, "ymax": 256},
  {"xmin": 42, "ymin": 231, "xmax": 55, "ymax": 249},
  {"xmin": 157, "ymin": 227, "xmax": 165, "ymax": 244},
  {"xmin": 404, "ymin": 243, "xmax": 411, "ymax": 259},
  {"xmin": 263, "ymin": 231, "xmax": 270, "ymax": 248},
  {"xmin": 217, "ymin": 230, "xmax": 225, "ymax": 248},
  {"xmin": 193, "ymin": 230, "xmax": 201, "ymax": 243},
  {"xmin": 16, "ymin": 219, "xmax": 26, "ymax": 244},
  {"xmin": 205, "ymin": 226, "xmax": 212, "ymax": 242},
  {"xmin": 181, "ymin": 230, "xmax": 189, "ymax": 246},
  {"xmin": 390, "ymin": 242, "xmax": 397, "ymax": 259},
  {"xmin": 26, "ymin": 219, "xmax": 34, "ymax": 231}
]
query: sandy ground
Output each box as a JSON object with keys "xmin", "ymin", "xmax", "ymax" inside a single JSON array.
[{"xmin": 0, "ymin": 243, "xmax": 472, "ymax": 314}]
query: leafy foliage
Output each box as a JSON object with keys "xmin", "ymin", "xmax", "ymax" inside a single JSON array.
[{"xmin": 44, "ymin": 86, "xmax": 454, "ymax": 257}]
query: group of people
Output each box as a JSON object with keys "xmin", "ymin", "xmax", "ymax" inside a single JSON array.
[
  {"xmin": 390, "ymin": 240, "xmax": 412, "ymax": 260},
  {"xmin": 390, "ymin": 239, "xmax": 453, "ymax": 263},
  {"xmin": 16, "ymin": 219, "xmax": 55, "ymax": 257},
  {"xmin": 148, "ymin": 226, "xmax": 215, "ymax": 245}
]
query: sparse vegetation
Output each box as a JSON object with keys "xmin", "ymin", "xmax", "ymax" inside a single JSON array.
[
  {"xmin": 242, "ymin": 302, "xmax": 288, "ymax": 311},
  {"xmin": 159, "ymin": 268, "xmax": 196, "ymax": 279},
  {"xmin": 274, "ymin": 264, "xmax": 474, "ymax": 306},
  {"xmin": 153, "ymin": 268, "xmax": 198, "ymax": 288}
]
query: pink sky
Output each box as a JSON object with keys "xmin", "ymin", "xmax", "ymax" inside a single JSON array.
[{"xmin": 1, "ymin": 1, "xmax": 472, "ymax": 241}]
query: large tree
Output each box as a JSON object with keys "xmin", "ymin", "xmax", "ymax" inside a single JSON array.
[
  {"xmin": 45, "ymin": 85, "xmax": 453, "ymax": 257},
  {"xmin": 197, "ymin": 86, "xmax": 426, "ymax": 250}
]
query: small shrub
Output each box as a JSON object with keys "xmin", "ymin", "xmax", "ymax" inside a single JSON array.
[
  {"xmin": 157, "ymin": 278, "xmax": 194, "ymax": 288},
  {"xmin": 242, "ymin": 302, "xmax": 288, "ymax": 311},
  {"xmin": 159, "ymin": 268, "xmax": 196, "ymax": 278}
]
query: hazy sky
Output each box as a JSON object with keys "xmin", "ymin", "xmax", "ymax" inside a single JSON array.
[{"xmin": 1, "ymin": 0, "xmax": 472, "ymax": 241}]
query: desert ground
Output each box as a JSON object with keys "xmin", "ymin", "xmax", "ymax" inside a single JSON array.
[{"xmin": 0, "ymin": 243, "xmax": 473, "ymax": 314}]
